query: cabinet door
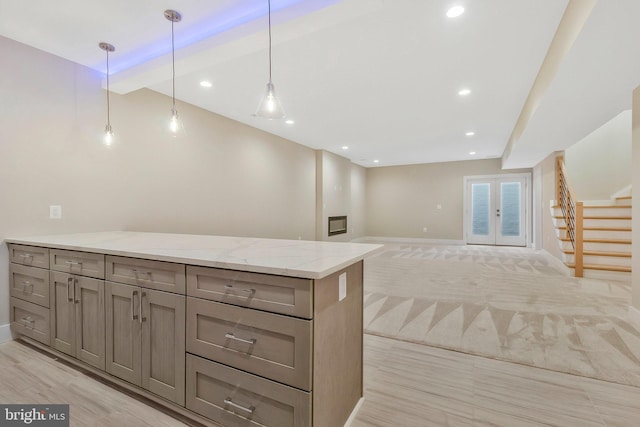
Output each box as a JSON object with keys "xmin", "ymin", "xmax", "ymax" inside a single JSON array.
[
  {"xmin": 50, "ymin": 272, "xmax": 76, "ymax": 356},
  {"xmin": 75, "ymin": 276, "xmax": 105, "ymax": 370},
  {"xmin": 105, "ymin": 281, "xmax": 142, "ymax": 386},
  {"xmin": 141, "ymin": 289, "xmax": 185, "ymax": 405}
]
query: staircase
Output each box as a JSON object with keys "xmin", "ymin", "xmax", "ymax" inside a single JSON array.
[{"xmin": 551, "ymin": 196, "xmax": 632, "ymax": 281}]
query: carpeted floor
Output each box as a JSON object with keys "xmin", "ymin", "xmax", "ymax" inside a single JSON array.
[{"xmin": 363, "ymin": 242, "xmax": 640, "ymax": 387}]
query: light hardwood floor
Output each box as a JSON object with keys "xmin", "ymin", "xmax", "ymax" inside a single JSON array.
[{"xmin": 2, "ymin": 335, "xmax": 640, "ymax": 426}]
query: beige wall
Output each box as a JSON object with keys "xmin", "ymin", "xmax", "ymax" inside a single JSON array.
[
  {"xmin": 535, "ymin": 152, "xmax": 565, "ymax": 261},
  {"xmin": 632, "ymin": 86, "xmax": 640, "ymax": 311},
  {"xmin": 315, "ymin": 150, "xmax": 352, "ymax": 242},
  {"xmin": 565, "ymin": 110, "xmax": 632, "ymax": 200},
  {"xmin": 0, "ymin": 37, "xmax": 317, "ymax": 327},
  {"xmin": 365, "ymin": 159, "xmax": 531, "ymax": 240},
  {"xmin": 350, "ymin": 164, "xmax": 367, "ymax": 240}
]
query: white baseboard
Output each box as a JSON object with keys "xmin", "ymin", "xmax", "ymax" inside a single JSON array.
[
  {"xmin": 343, "ymin": 397, "xmax": 364, "ymax": 426},
  {"xmin": 352, "ymin": 236, "xmax": 465, "ymax": 245},
  {"xmin": 0, "ymin": 323, "xmax": 13, "ymax": 344},
  {"xmin": 629, "ymin": 307, "xmax": 640, "ymax": 332}
]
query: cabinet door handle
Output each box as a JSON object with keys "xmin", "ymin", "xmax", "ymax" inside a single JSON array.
[
  {"xmin": 225, "ymin": 333, "xmax": 256, "ymax": 345},
  {"xmin": 224, "ymin": 284, "xmax": 255, "ymax": 295},
  {"xmin": 131, "ymin": 290, "xmax": 139, "ymax": 321},
  {"xmin": 223, "ymin": 398, "xmax": 254, "ymax": 415},
  {"xmin": 139, "ymin": 291, "xmax": 146, "ymax": 324},
  {"xmin": 67, "ymin": 277, "xmax": 74, "ymax": 302}
]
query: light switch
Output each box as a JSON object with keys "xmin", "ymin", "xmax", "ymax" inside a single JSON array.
[
  {"xmin": 49, "ymin": 205, "xmax": 62, "ymax": 219},
  {"xmin": 339, "ymin": 272, "xmax": 347, "ymax": 301}
]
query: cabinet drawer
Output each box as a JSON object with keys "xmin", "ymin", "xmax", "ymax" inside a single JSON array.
[
  {"xmin": 50, "ymin": 249, "xmax": 105, "ymax": 279},
  {"xmin": 10, "ymin": 297, "xmax": 50, "ymax": 346},
  {"xmin": 186, "ymin": 354, "xmax": 311, "ymax": 427},
  {"xmin": 10, "ymin": 264, "xmax": 50, "ymax": 308},
  {"xmin": 9, "ymin": 244, "xmax": 49, "ymax": 269},
  {"xmin": 106, "ymin": 256, "xmax": 185, "ymax": 294},
  {"xmin": 187, "ymin": 298, "xmax": 312, "ymax": 391},
  {"xmin": 187, "ymin": 266, "xmax": 312, "ymax": 319}
]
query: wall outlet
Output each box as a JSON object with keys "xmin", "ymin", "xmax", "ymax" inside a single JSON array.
[{"xmin": 49, "ymin": 205, "xmax": 62, "ymax": 219}]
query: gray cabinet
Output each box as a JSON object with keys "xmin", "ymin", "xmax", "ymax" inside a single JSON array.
[
  {"xmin": 105, "ymin": 281, "xmax": 186, "ymax": 406},
  {"xmin": 50, "ymin": 271, "xmax": 105, "ymax": 370}
]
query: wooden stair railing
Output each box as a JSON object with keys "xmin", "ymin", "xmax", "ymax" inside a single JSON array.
[{"xmin": 556, "ymin": 155, "xmax": 584, "ymax": 277}]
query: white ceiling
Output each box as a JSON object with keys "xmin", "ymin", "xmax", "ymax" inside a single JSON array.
[{"xmin": 1, "ymin": 0, "xmax": 639, "ymax": 168}]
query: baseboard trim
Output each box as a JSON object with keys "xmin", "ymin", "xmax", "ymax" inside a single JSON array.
[
  {"xmin": 352, "ymin": 236, "xmax": 465, "ymax": 245},
  {"xmin": 344, "ymin": 397, "xmax": 364, "ymax": 426},
  {"xmin": 0, "ymin": 323, "xmax": 14, "ymax": 344},
  {"xmin": 629, "ymin": 307, "xmax": 640, "ymax": 331}
]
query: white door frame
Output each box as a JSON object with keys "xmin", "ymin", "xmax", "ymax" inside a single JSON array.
[{"xmin": 463, "ymin": 173, "xmax": 532, "ymax": 247}]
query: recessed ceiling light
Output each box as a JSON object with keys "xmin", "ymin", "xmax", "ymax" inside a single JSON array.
[
  {"xmin": 446, "ymin": 6, "xmax": 465, "ymax": 18},
  {"xmin": 341, "ymin": 146, "xmax": 349, "ymax": 150},
  {"xmin": 285, "ymin": 119, "xmax": 295, "ymax": 125},
  {"xmin": 466, "ymin": 131, "xmax": 475, "ymax": 136},
  {"xmin": 199, "ymin": 80, "xmax": 213, "ymax": 88},
  {"xmin": 469, "ymin": 151, "xmax": 476, "ymax": 155},
  {"xmin": 373, "ymin": 159, "xmax": 380, "ymax": 163},
  {"xmin": 458, "ymin": 88, "xmax": 471, "ymax": 96}
]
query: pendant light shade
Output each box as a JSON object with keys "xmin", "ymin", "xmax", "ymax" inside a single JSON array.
[
  {"xmin": 165, "ymin": 9, "xmax": 184, "ymax": 135},
  {"xmin": 99, "ymin": 42, "xmax": 115, "ymax": 145},
  {"xmin": 255, "ymin": 0, "xmax": 285, "ymax": 119}
]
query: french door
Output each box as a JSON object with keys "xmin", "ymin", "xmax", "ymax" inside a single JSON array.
[{"xmin": 465, "ymin": 175, "xmax": 528, "ymax": 246}]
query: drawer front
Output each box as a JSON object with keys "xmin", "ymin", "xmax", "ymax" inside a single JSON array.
[
  {"xmin": 9, "ymin": 264, "xmax": 50, "ymax": 308},
  {"xmin": 186, "ymin": 354, "xmax": 311, "ymax": 427},
  {"xmin": 187, "ymin": 298, "xmax": 312, "ymax": 391},
  {"xmin": 107, "ymin": 256, "xmax": 185, "ymax": 294},
  {"xmin": 10, "ymin": 297, "xmax": 50, "ymax": 346},
  {"xmin": 186, "ymin": 266, "xmax": 312, "ymax": 318},
  {"xmin": 50, "ymin": 249, "xmax": 105, "ymax": 279},
  {"xmin": 9, "ymin": 244, "xmax": 50, "ymax": 269}
]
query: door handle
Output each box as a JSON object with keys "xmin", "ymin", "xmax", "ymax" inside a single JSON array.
[
  {"xmin": 67, "ymin": 277, "xmax": 73, "ymax": 302},
  {"xmin": 131, "ymin": 290, "xmax": 139, "ymax": 321}
]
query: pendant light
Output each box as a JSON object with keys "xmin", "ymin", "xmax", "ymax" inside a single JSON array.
[
  {"xmin": 255, "ymin": 0, "xmax": 285, "ymax": 119},
  {"xmin": 99, "ymin": 42, "xmax": 115, "ymax": 145},
  {"xmin": 164, "ymin": 9, "xmax": 183, "ymax": 135}
]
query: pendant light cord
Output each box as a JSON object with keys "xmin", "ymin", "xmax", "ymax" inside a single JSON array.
[
  {"xmin": 171, "ymin": 19, "xmax": 176, "ymax": 110},
  {"xmin": 106, "ymin": 50, "xmax": 111, "ymax": 127},
  {"xmin": 268, "ymin": 0, "xmax": 272, "ymax": 84}
]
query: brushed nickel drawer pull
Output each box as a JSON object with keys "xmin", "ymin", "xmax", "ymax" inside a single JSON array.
[
  {"xmin": 19, "ymin": 253, "xmax": 33, "ymax": 258},
  {"xmin": 131, "ymin": 290, "xmax": 139, "ymax": 321},
  {"xmin": 223, "ymin": 398, "xmax": 254, "ymax": 415},
  {"xmin": 65, "ymin": 260, "xmax": 82, "ymax": 266},
  {"xmin": 22, "ymin": 316, "xmax": 35, "ymax": 329},
  {"xmin": 225, "ymin": 333, "xmax": 256, "ymax": 345},
  {"xmin": 224, "ymin": 284, "xmax": 255, "ymax": 295},
  {"xmin": 22, "ymin": 281, "xmax": 33, "ymax": 294},
  {"xmin": 131, "ymin": 269, "xmax": 150, "ymax": 276}
]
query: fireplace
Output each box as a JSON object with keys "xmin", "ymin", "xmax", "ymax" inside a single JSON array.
[{"xmin": 328, "ymin": 216, "xmax": 347, "ymax": 236}]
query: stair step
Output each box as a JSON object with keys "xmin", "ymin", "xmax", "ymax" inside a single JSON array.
[
  {"xmin": 566, "ymin": 263, "xmax": 631, "ymax": 273},
  {"xmin": 563, "ymin": 250, "xmax": 631, "ymax": 257}
]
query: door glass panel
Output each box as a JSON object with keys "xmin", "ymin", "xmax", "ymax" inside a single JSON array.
[
  {"xmin": 471, "ymin": 183, "xmax": 490, "ymax": 236},
  {"xmin": 500, "ymin": 182, "xmax": 521, "ymax": 237}
]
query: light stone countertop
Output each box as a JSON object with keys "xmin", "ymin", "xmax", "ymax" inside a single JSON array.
[{"xmin": 5, "ymin": 231, "xmax": 383, "ymax": 279}]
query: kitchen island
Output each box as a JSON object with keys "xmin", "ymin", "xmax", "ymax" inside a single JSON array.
[{"xmin": 6, "ymin": 231, "xmax": 382, "ymax": 427}]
